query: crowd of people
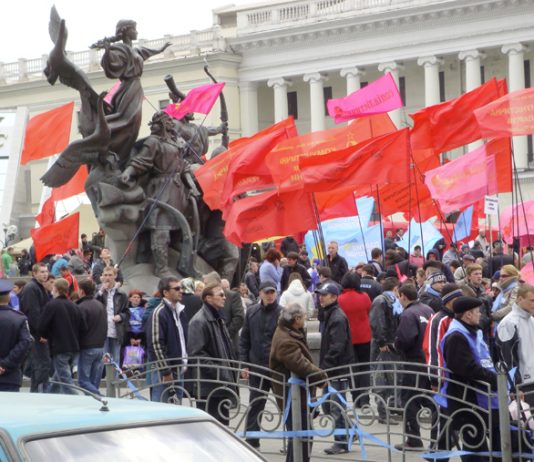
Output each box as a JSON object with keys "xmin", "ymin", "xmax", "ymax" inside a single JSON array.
[{"xmin": 1, "ymin": 228, "xmax": 533, "ymax": 462}]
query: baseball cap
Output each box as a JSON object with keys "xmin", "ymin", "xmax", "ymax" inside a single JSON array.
[{"xmin": 315, "ymin": 282, "xmax": 340, "ymax": 296}]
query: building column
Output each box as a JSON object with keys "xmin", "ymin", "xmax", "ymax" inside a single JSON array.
[
  {"xmin": 303, "ymin": 73, "xmax": 328, "ymax": 132},
  {"xmin": 378, "ymin": 61, "xmax": 403, "ymax": 128},
  {"xmin": 267, "ymin": 77, "xmax": 292, "ymax": 123},
  {"xmin": 340, "ymin": 67, "xmax": 365, "ymax": 95},
  {"xmin": 239, "ymin": 81, "xmax": 259, "ymax": 136},
  {"xmin": 502, "ymin": 43, "xmax": 529, "ymax": 170},
  {"xmin": 459, "ymin": 49, "xmax": 485, "ymax": 150},
  {"xmin": 417, "ymin": 56, "xmax": 443, "ymax": 107}
]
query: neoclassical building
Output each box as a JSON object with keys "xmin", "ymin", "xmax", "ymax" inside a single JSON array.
[{"xmin": 1, "ymin": 0, "xmax": 534, "ymax": 238}]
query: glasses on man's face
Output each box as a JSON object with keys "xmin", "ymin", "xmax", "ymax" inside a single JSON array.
[
  {"xmin": 213, "ymin": 292, "xmax": 226, "ymax": 298},
  {"xmin": 168, "ymin": 286, "xmax": 183, "ymax": 292}
]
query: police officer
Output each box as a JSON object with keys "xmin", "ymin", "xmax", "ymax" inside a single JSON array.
[{"xmin": 0, "ymin": 279, "xmax": 33, "ymax": 392}]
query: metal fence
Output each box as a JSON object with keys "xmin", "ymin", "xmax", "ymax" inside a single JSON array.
[{"xmin": 104, "ymin": 357, "xmax": 534, "ymax": 462}]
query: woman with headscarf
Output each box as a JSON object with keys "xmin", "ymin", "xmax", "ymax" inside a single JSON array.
[
  {"xmin": 492, "ymin": 264, "xmax": 521, "ymax": 324},
  {"xmin": 180, "ymin": 277, "xmax": 203, "ymax": 321}
]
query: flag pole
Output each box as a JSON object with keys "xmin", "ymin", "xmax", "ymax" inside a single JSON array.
[
  {"xmin": 375, "ymin": 186, "xmax": 385, "ymax": 254},
  {"xmin": 353, "ymin": 193, "xmax": 369, "ymax": 262},
  {"xmin": 311, "ymin": 193, "xmax": 328, "ymax": 264},
  {"xmin": 407, "ymin": 158, "xmax": 414, "ymax": 259}
]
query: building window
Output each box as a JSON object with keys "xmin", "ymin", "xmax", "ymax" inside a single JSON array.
[
  {"xmin": 287, "ymin": 91, "xmax": 298, "ymax": 120},
  {"xmin": 323, "ymin": 86, "xmax": 332, "ymax": 115},
  {"xmin": 525, "ymin": 59, "xmax": 533, "ymax": 164},
  {"xmin": 399, "ymin": 76, "xmax": 406, "ymax": 105},
  {"xmin": 439, "ymin": 71, "xmax": 446, "ymax": 102},
  {"xmin": 480, "ymin": 66, "xmax": 485, "ymax": 84},
  {"xmin": 159, "ymin": 99, "xmax": 170, "ymax": 109}
]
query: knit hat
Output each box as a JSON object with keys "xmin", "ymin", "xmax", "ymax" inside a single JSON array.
[
  {"xmin": 426, "ymin": 272, "xmax": 447, "ymax": 286},
  {"xmin": 452, "ymin": 296, "xmax": 482, "ymax": 314},
  {"xmin": 442, "ymin": 288, "xmax": 463, "ymax": 306}
]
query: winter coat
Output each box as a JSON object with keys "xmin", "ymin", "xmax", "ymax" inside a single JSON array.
[
  {"xmin": 338, "ymin": 289, "xmax": 372, "ymax": 344},
  {"xmin": 359, "ymin": 276, "xmax": 383, "ymax": 301},
  {"xmin": 325, "ymin": 254, "xmax": 349, "ymax": 283},
  {"xmin": 222, "ymin": 289, "xmax": 245, "ymax": 353},
  {"xmin": 395, "ymin": 300, "xmax": 433, "ymax": 362},
  {"xmin": 280, "ymin": 281, "xmax": 315, "ymax": 317},
  {"xmin": 38, "ymin": 295, "xmax": 87, "ymax": 355},
  {"xmin": 182, "ymin": 293, "xmax": 202, "ymax": 322},
  {"xmin": 259, "ymin": 260, "xmax": 283, "ymax": 291},
  {"xmin": 187, "ymin": 303, "xmax": 237, "ymax": 397},
  {"xmin": 77, "ymin": 296, "xmax": 107, "ymax": 349},
  {"xmin": 20, "ymin": 278, "xmax": 50, "ymax": 337},
  {"xmin": 281, "ymin": 263, "xmax": 312, "ymax": 292},
  {"xmin": 239, "ymin": 301, "xmax": 282, "ymax": 370},
  {"xmin": 270, "ymin": 318, "xmax": 326, "ymax": 410},
  {"xmin": 244, "ymin": 270, "xmax": 260, "ymax": 298},
  {"xmin": 319, "ymin": 301, "xmax": 354, "ymax": 377},
  {"xmin": 0, "ymin": 306, "xmax": 32, "ymax": 387},
  {"xmin": 369, "ymin": 293, "xmax": 399, "ymax": 352},
  {"xmin": 492, "ymin": 276, "xmax": 519, "ymax": 322}
]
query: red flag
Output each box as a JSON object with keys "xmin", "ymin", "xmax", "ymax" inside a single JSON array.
[
  {"xmin": 31, "ymin": 213, "xmax": 79, "ymax": 261},
  {"xmin": 221, "ymin": 117, "xmax": 297, "ymax": 204},
  {"xmin": 267, "ymin": 114, "xmax": 397, "ymax": 192},
  {"xmin": 475, "ymin": 87, "xmax": 534, "ymax": 137},
  {"xmin": 299, "ymin": 128, "xmax": 410, "ymax": 192},
  {"xmin": 53, "ymin": 165, "xmax": 89, "ymax": 201},
  {"xmin": 315, "ymin": 189, "xmax": 357, "ymax": 221},
  {"xmin": 35, "ymin": 196, "xmax": 56, "ymax": 227},
  {"xmin": 194, "ymin": 118, "xmax": 297, "ymax": 210},
  {"xmin": 409, "ymin": 79, "xmax": 505, "ymax": 154},
  {"xmin": 21, "ymin": 102, "xmax": 74, "ymax": 165},
  {"xmin": 223, "ymin": 189, "xmax": 316, "ymax": 246},
  {"xmin": 164, "ymin": 82, "xmax": 225, "ymax": 120}
]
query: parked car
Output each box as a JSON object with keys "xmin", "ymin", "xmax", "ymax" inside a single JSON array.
[{"xmin": 0, "ymin": 392, "xmax": 266, "ymax": 461}]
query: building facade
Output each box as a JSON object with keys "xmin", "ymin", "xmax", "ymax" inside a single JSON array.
[{"xmin": 1, "ymin": 0, "xmax": 533, "ymax": 238}]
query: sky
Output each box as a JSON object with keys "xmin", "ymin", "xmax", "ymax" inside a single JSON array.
[{"xmin": 1, "ymin": 1, "xmax": 254, "ymax": 63}]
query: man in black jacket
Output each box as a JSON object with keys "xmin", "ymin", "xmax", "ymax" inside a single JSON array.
[
  {"xmin": 0, "ymin": 279, "xmax": 33, "ymax": 392},
  {"xmin": 281, "ymin": 251, "xmax": 312, "ymax": 292},
  {"xmin": 239, "ymin": 281, "xmax": 282, "ymax": 449},
  {"xmin": 77, "ymin": 279, "xmax": 107, "ymax": 395},
  {"xmin": 360, "ymin": 264, "xmax": 383, "ymax": 301},
  {"xmin": 20, "ymin": 263, "xmax": 51, "ymax": 393},
  {"xmin": 325, "ymin": 241, "xmax": 349, "ymax": 284},
  {"xmin": 317, "ymin": 282, "xmax": 354, "ymax": 455},
  {"xmin": 96, "ymin": 266, "xmax": 129, "ymax": 366},
  {"xmin": 187, "ymin": 283, "xmax": 237, "ymax": 426},
  {"xmin": 419, "ymin": 271, "xmax": 446, "ymax": 313},
  {"xmin": 394, "ymin": 283, "xmax": 433, "ymax": 451},
  {"xmin": 147, "ymin": 276, "xmax": 188, "ymax": 402},
  {"xmin": 203, "ymin": 271, "xmax": 244, "ymax": 354},
  {"xmin": 39, "ymin": 278, "xmax": 86, "ymax": 394},
  {"xmin": 244, "ymin": 259, "xmax": 260, "ymax": 299}
]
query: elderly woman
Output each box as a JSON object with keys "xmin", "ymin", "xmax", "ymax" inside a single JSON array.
[
  {"xmin": 270, "ymin": 303, "xmax": 327, "ymax": 462},
  {"xmin": 492, "ymin": 264, "xmax": 521, "ymax": 323}
]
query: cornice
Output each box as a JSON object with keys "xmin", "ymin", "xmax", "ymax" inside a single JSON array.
[{"xmin": 230, "ymin": 0, "xmax": 533, "ymax": 52}]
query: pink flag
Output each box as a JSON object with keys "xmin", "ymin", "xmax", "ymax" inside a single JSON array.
[
  {"xmin": 500, "ymin": 200, "xmax": 534, "ymax": 242},
  {"xmin": 327, "ymin": 73, "xmax": 403, "ymax": 124},
  {"xmin": 104, "ymin": 81, "xmax": 121, "ymax": 105},
  {"xmin": 424, "ymin": 142, "xmax": 501, "ymax": 213},
  {"xmin": 164, "ymin": 82, "xmax": 225, "ymax": 120},
  {"xmin": 521, "ymin": 262, "xmax": 534, "ymax": 285}
]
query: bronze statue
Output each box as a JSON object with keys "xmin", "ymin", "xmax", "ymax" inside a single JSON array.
[{"xmin": 40, "ymin": 7, "xmax": 239, "ymax": 290}]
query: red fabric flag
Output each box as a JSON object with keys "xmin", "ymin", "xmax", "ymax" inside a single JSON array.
[
  {"xmin": 31, "ymin": 212, "xmax": 79, "ymax": 261},
  {"xmin": 474, "ymin": 87, "xmax": 534, "ymax": 137},
  {"xmin": 21, "ymin": 102, "xmax": 74, "ymax": 165},
  {"xmin": 221, "ymin": 117, "xmax": 297, "ymax": 204},
  {"xmin": 327, "ymin": 73, "xmax": 403, "ymax": 123},
  {"xmin": 267, "ymin": 113, "xmax": 397, "ymax": 192},
  {"xmin": 500, "ymin": 200, "xmax": 534, "ymax": 242},
  {"xmin": 409, "ymin": 79, "xmax": 505, "ymax": 154},
  {"xmin": 53, "ymin": 165, "xmax": 89, "ymax": 201},
  {"xmin": 194, "ymin": 118, "xmax": 297, "ymax": 210},
  {"xmin": 223, "ymin": 189, "xmax": 316, "ymax": 246},
  {"xmin": 299, "ymin": 128, "xmax": 410, "ymax": 192},
  {"xmin": 315, "ymin": 188, "xmax": 357, "ymax": 221},
  {"xmin": 35, "ymin": 195, "xmax": 56, "ymax": 227},
  {"xmin": 164, "ymin": 82, "xmax": 225, "ymax": 120}
]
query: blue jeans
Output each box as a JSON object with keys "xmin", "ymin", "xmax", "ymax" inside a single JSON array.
[
  {"xmin": 104, "ymin": 337, "xmax": 121, "ymax": 366},
  {"xmin": 51, "ymin": 352, "xmax": 77, "ymax": 394},
  {"xmin": 324, "ymin": 379, "xmax": 350, "ymax": 446},
  {"xmin": 78, "ymin": 348, "xmax": 104, "ymax": 395}
]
